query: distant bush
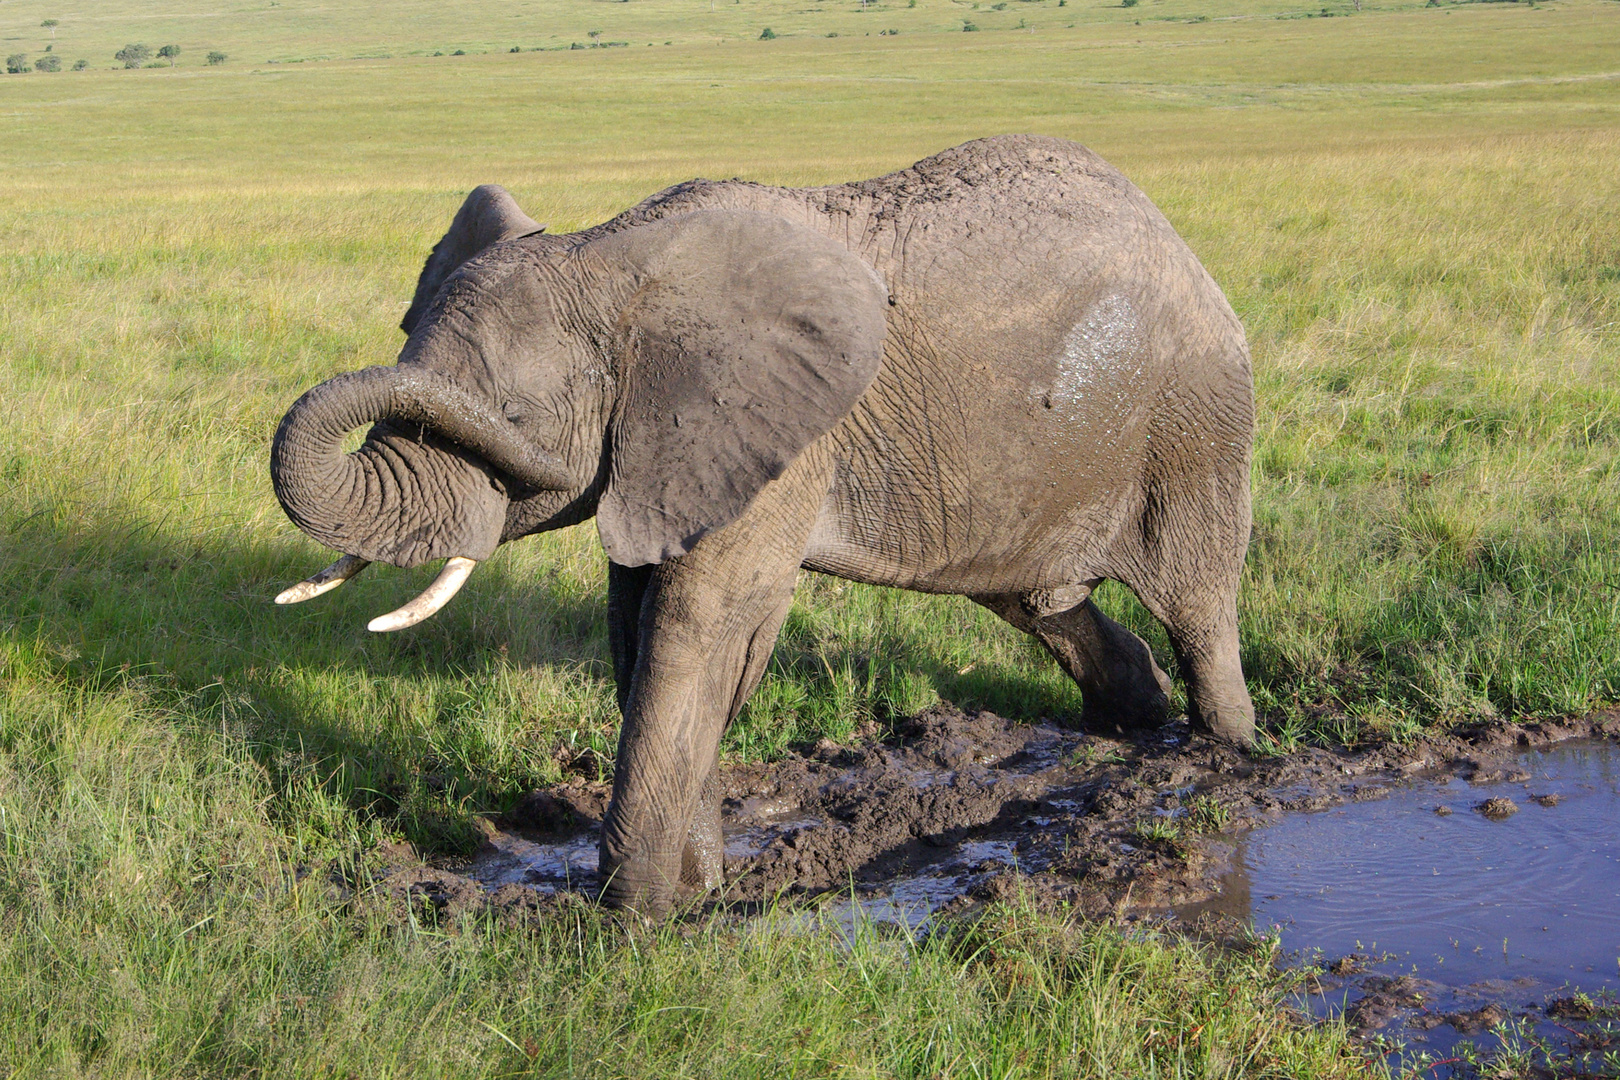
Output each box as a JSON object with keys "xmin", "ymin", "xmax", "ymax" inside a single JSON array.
[
  {"xmin": 827, "ymin": 31, "xmax": 839, "ymax": 36},
  {"xmin": 510, "ymin": 45, "xmax": 522, "ymax": 52},
  {"xmin": 992, "ymin": 3, "xmax": 1007, "ymax": 10},
  {"xmin": 1122, "ymin": 0, "xmax": 1138, "ymax": 6},
  {"xmin": 879, "ymin": 27, "xmax": 899, "ymax": 33},
  {"xmin": 72, "ymin": 58, "xmax": 88, "ymax": 70},
  {"xmin": 115, "ymin": 43, "xmax": 151, "ymax": 68},
  {"xmin": 157, "ymin": 44, "xmax": 180, "ymax": 65},
  {"xmin": 6, "ymin": 54, "xmax": 29, "ymax": 74},
  {"xmin": 962, "ymin": 19, "xmax": 980, "ymax": 29},
  {"xmin": 34, "ymin": 54, "xmax": 60, "ymax": 72},
  {"xmin": 451, "ymin": 49, "xmax": 466, "ymax": 55},
  {"xmin": 759, "ymin": 26, "xmax": 777, "ymax": 38},
  {"xmin": 570, "ymin": 42, "xmax": 585, "ymax": 49},
  {"xmin": 207, "ymin": 50, "xmax": 227, "ymax": 64}
]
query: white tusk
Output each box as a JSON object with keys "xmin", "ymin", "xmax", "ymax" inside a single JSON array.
[
  {"xmin": 366, "ymin": 557, "xmax": 478, "ymax": 633},
  {"xmin": 275, "ymin": 554, "xmax": 372, "ymax": 605}
]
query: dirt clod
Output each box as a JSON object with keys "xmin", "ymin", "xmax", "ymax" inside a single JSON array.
[
  {"xmin": 1546, "ymin": 996, "xmax": 1620, "ymax": 1021},
  {"xmin": 1349, "ymin": 975, "xmax": 1434, "ymax": 1031},
  {"xmin": 1475, "ymin": 797, "xmax": 1519, "ymax": 820},
  {"xmin": 502, "ymin": 783, "xmax": 609, "ymax": 834},
  {"xmin": 1329, "ymin": 953, "xmax": 1369, "ymax": 976},
  {"xmin": 1446, "ymin": 1003, "xmax": 1511, "ymax": 1034}
]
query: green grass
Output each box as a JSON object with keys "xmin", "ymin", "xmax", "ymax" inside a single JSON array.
[
  {"xmin": 1, "ymin": 0, "xmax": 1618, "ymax": 1073},
  {"xmin": 1, "ymin": 668, "xmax": 1368, "ymax": 1076}
]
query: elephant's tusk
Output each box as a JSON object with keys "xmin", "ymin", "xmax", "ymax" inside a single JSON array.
[
  {"xmin": 366, "ymin": 557, "xmax": 478, "ymax": 633},
  {"xmin": 275, "ymin": 554, "xmax": 372, "ymax": 605}
]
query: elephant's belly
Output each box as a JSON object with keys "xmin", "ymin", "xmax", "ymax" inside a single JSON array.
[
  {"xmin": 802, "ymin": 464, "xmax": 1142, "ymax": 595},
  {"xmin": 803, "ymin": 399, "xmax": 1152, "ymax": 596}
]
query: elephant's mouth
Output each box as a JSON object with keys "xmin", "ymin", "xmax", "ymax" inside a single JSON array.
[{"xmin": 269, "ymin": 363, "xmax": 580, "ymax": 631}]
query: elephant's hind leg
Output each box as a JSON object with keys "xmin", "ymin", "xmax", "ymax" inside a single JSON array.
[
  {"xmin": 1141, "ymin": 588, "xmax": 1254, "ymax": 747},
  {"xmin": 975, "ymin": 589, "xmax": 1172, "ymax": 733},
  {"xmin": 1118, "ymin": 450, "xmax": 1257, "ymax": 747}
]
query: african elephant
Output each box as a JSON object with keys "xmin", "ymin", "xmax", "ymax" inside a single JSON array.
[{"xmin": 270, "ymin": 135, "xmax": 1256, "ymax": 914}]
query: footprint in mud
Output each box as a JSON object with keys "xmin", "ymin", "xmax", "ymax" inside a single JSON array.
[
  {"xmin": 450, "ymin": 705, "xmax": 1172, "ymax": 919},
  {"xmin": 440, "ymin": 701, "xmax": 1306, "ymax": 927}
]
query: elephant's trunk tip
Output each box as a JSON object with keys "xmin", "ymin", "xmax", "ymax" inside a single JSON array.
[{"xmin": 367, "ymin": 556, "xmax": 478, "ymax": 632}]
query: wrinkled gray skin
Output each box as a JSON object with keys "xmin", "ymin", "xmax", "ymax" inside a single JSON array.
[{"xmin": 270, "ymin": 136, "xmax": 1256, "ymax": 915}]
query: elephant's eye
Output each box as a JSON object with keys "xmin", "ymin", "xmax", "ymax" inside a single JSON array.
[{"xmin": 503, "ymin": 402, "xmax": 524, "ymax": 423}]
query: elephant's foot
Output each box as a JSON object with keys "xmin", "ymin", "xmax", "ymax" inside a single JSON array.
[
  {"xmin": 598, "ymin": 871, "xmax": 676, "ymax": 918},
  {"xmin": 600, "ymin": 771, "xmax": 726, "ymax": 915},
  {"xmin": 1032, "ymin": 599, "xmax": 1173, "ymax": 733},
  {"xmin": 1193, "ymin": 699, "xmax": 1255, "ymax": 747},
  {"xmin": 1176, "ymin": 633, "xmax": 1256, "ymax": 749},
  {"xmin": 1081, "ymin": 674, "xmax": 1173, "ymax": 733},
  {"xmin": 596, "ymin": 843, "xmax": 680, "ymax": 916},
  {"xmin": 1076, "ymin": 615, "xmax": 1174, "ymax": 733}
]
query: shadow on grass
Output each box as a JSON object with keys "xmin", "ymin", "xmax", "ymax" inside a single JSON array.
[
  {"xmin": 0, "ymin": 504, "xmax": 1129, "ymax": 854},
  {"xmin": 0, "ymin": 505, "xmax": 621, "ymax": 851}
]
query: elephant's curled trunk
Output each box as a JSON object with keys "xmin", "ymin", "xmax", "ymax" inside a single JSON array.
[{"xmin": 270, "ymin": 365, "xmax": 575, "ymax": 567}]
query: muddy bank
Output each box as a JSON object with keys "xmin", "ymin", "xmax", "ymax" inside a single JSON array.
[{"xmin": 375, "ymin": 703, "xmax": 1619, "ymax": 927}]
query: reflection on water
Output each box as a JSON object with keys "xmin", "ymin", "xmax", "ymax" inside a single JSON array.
[
  {"xmin": 1182, "ymin": 740, "xmax": 1620, "ymax": 1064},
  {"xmin": 463, "ymin": 832, "xmax": 599, "ymax": 891}
]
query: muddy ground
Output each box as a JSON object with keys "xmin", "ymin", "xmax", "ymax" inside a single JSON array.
[
  {"xmin": 399, "ymin": 703, "xmax": 1619, "ymax": 919},
  {"xmin": 372, "ymin": 703, "xmax": 1620, "ymax": 1060}
]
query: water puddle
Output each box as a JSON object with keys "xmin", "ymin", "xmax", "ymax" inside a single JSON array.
[
  {"xmin": 405, "ymin": 709, "xmax": 1620, "ymax": 1071},
  {"xmin": 465, "ymin": 832, "xmax": 599, "ymax": 891},
  {"xmin": 1181, "ymin": 740, "xmax": 1620, "ymax": 1068}
]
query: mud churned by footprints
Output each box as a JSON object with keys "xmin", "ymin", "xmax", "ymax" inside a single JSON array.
[{"xmin": 372, "ymin": 704, "xmax": 1619, "ymax": 936}]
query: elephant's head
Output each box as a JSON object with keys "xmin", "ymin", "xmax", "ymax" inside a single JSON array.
[{"xmin": 270, "ymin": 186, "xmax": 888, "ymax": 628}]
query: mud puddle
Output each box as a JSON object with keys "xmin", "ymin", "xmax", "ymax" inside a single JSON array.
[
  {"xmin": 376, "ymin": 703, "xmax": 1620, "ymax": 1072},
  {"xmin": 467, "ymin": 707, "xmax": 1097, "ymax": 915},
  {"xmin": 1181, "ymin": 739, "xmax": 1620, "ymax": 1073}
]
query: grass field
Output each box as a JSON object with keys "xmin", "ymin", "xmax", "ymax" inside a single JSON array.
[{"xmin": 1, "ymin": 0, "xmax": 1617, "ymax": 1074}]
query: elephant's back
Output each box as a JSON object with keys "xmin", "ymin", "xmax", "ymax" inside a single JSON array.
[{"xmin": 822, "ymin": 134, "xmax": 1146, "ymax": 249}]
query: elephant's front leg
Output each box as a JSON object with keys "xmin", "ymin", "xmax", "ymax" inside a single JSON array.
[{"xmin": 597, "ymin": 468, "xmax": 822, "ymax": 915}]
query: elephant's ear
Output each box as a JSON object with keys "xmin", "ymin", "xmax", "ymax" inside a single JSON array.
[
  {"xmin": 401, "ymin": 185, "xmax": 546, "ymax": 335},
  {"xmin": 595, "ymin": 210, "xmax": 888, "ymax": 566}
]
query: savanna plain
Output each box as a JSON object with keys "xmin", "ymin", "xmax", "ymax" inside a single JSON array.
[{"xmin": 1, "ymin": 0, "xmax": 1617, "ymax": 1074}]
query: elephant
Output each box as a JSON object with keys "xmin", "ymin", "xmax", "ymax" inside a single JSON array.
[{"xmin": 269, "ymin": 135, "xmax": 1256, "ymax": 915}]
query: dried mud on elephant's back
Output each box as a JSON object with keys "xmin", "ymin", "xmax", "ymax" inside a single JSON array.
[{"xmin": 371, "ymin": 703, "xmax": 1620, "ymax": 928}]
